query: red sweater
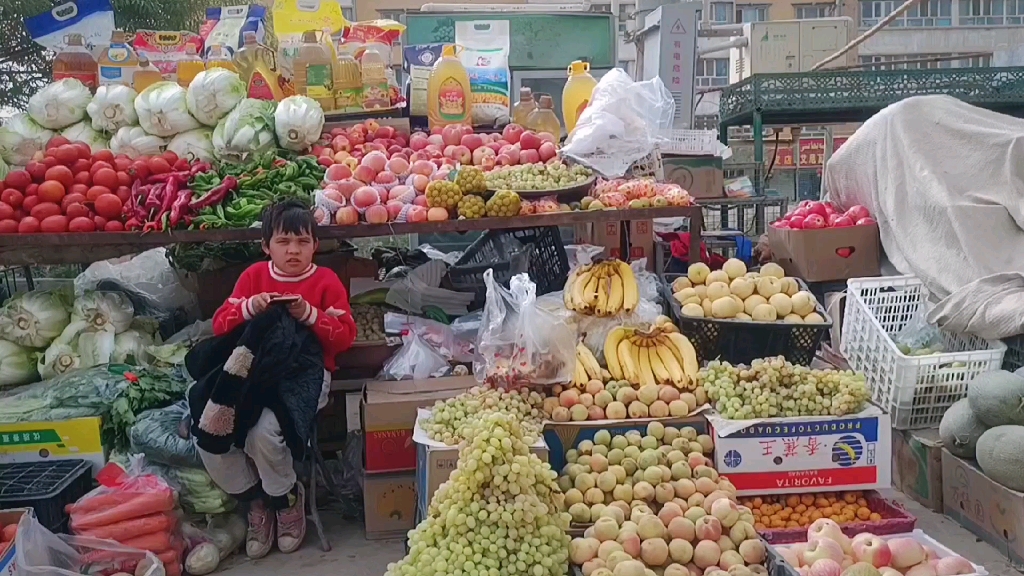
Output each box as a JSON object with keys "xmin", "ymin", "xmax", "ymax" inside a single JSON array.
[{"xmin": 212, "ymin": 262, "xmax": 357, "ymax": 371}]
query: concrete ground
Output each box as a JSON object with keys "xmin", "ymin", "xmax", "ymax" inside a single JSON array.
[{"xmin": 217, "ymin": 490, "xmax": 1022, "ymax": 576}]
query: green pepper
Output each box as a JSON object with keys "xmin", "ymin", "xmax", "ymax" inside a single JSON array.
[{"xmin": 296, "ymin": 177, "xmax": 319, "ymax": 191}]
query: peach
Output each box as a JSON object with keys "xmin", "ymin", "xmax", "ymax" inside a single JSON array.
[
  {"xmin": 353, "ymin": 164, "xmax": 376, "ymax": 184},
  {"xmin": 364, "ymin": 204, "xmax": 389, "ymax": 224},
  {"xmin": 361, "ymin": 150, "xmax": 388, "ymax": 173},
  {"xmin": 386, "ymin": 157, "xmax": 410, "ymax": 175},
  {"xmin": 351, "ymin": 186, "xmax": 381, "ymax": 210},
  {"xmin": 888, "ymin": 538, "xmax": 926, "ymax": 569}
]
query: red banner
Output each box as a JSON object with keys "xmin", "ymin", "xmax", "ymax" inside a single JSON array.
[{"xmin": 772, "ymin": 138, "xmax": 848, "ymax": 168}]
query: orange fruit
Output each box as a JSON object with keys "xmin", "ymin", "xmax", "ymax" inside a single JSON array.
[
  {"xmin": 856, "ymin": 507, "xmax": 871, "ymax": 520},
  {"xmin": 786, "ymin": 495, "xmax": 800, "ymax": 508},
  {"xmin": 869, "ymin": 513, "xmax": 882, "ymax": 521}
]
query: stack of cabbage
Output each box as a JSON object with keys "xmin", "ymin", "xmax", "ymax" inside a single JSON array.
[
  {"xmin": 0, "ymin": 72, "xmax": 325, "ymax": 169},
  {"xmin": 0, "ymin": 288, "xmax": 163, "ymax": 388},
  {"xmin": 939, "ymin": 369, "xmax": 1024, "ymax": 491}
]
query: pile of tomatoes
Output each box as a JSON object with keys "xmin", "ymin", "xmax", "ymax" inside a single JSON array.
[{"xmin": 0, "ymin": 137, "xmax": 186, "ymax": 234}]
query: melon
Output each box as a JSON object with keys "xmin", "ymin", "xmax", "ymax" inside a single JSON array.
[
  {"xmin": 967, "ymin": 370, "xmax": 1024, "ymax": 426},
  {"xmin": 976, "ymin": 425, "xmax": 1024, "ymax": 490},
  {"xmin": 939, "ymin": 399, "xmax": 988, "ymax": 458}
]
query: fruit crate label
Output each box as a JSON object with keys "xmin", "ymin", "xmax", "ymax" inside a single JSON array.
[{"xmin": 711, "ymin": 407, "xmax": 891, "ymax": 495}]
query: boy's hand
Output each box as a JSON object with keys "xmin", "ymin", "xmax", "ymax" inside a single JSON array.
[
  {"xmin": 250, "ymin": 293, "xmax": 276, "ymax": 315},
  {"xmin": 286, "ymin": 296, "xmax": 310, "ymax": 321}
]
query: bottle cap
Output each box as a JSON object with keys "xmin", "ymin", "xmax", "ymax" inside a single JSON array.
[
  {"xmin": 520, "ymin": 87, "xmax": 533, "ymax": 101},
  {"xmin": 539, "ymin": 95, "xmax": 554, "ymax": 108}
]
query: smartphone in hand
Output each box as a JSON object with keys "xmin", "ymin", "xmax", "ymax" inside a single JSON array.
[{"xmin": 269, "ymin": 295, "xmax": 301, "ymax": 305}]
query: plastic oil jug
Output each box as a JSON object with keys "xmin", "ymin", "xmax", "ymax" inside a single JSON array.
[
  {"xmin": 427, "ymin": 44, "xmax": 472, "ymax": 128},
  {"xmin": 235, "ymin": 31, "xmax": 286, "ymax": 101},
  {"xmin": 53, "ymin": 33, "xmax": 98, "ymax": 89},
  {"xmin": 132, "ymin": 56, "xmax": 163, "ymax": 92},
  {"xmin": 206, "ymin": 45, "xmax": 237, "ymax": 72},
  {"xmin": 526, "ymin": 95, "xmax": 562, "ymax": 137},
  {"xmin": 176, "ymin": 45, "xmax": 206, "ymax": 88},
  {"xmin": 98, "ymin": 30, "xmax": 138, "ymax": 87},
  {"xmin": 511, "ymin": 87, "xmax": 536, "ymax": 126},
  {"xmin": 360, "ymin": 43, "xmax": 391, "ymax": 109},
  {"xmin": 295, "ymin": 30, "xmax": 336, "ymax": 111},
  {"xmin": 562, "ymin": 60, "xmax": 597, "ymax": 134},
  {"xmin": 334, "ymin": 51, "xmax": 362, "ymax": 113}
]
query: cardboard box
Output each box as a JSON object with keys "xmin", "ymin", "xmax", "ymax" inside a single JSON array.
[
  {"xmin": 767, "ymin": 223, "xmax": 881, "ymax": 282},
  {"xmin": 942, "ymin": 449, "xmax": 1024, "ymax": 565},
  {"xmin": 892, "ymin": 428, "xmax": 943, "ymax": 512},
  {"xmin": 575, "ymin": 220, "xmax": 655, "ymax": 270},
  {"xmin": 363, "ymin": 472, "xmax": 417, "ymax": 540},
  {"xmin": 0, "ymin": 417, "xmax": 105, "ymax": 475},
  {"xmin": 662, "ymin": 155, "xmax": 724, "ymax": 199},
  {"xmin": 0, "ymin": 509, "xmax": 26, "ymax": 576},
  {"xmin": 710, "ymin": 407, "xmax": 892, "ymax": 495},
  {"xmin": 544, "ymin": 416, "xmax": 709, "ymax": 471},
  {"xmin": 363, "ymin": 376, "xmax": 477, "ymax": 474}
]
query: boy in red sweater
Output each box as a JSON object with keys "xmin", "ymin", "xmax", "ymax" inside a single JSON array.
[{"xmin": 200, "ymin": 199, "xmax": 356, "ymax": 559}]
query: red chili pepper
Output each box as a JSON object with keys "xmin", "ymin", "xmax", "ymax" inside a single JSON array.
[
  {"xmin": 125, "ymin": 218, "xmax": 142, "ymax": 231},
  {"xmin": 273, "ymin": 158, "xmax": 289, "ymax": 168},
  {"xmin": 142, "ymin": 220, "xmax": 162, "ymax": 233},
  {"xmin": 147, "ymin": 171, "xmax": 192, "ymax": 184},
  {"xmin": 169, "ymin": 189, "xmax": 193, "ymax": 229},
  {"xmin": 159, "ymin": 175, "xmax": 179, "ymax": 217},
  {"xmin": 189, "ymin": 176, "xmax": 238, "ymax": 210},
  {"xmin": 145, "ymin": 183, "xmax": 164, "ymax": 211},
  {"xmin": 189, "ymin": 162, "xmax": 211, "ymax": 176},
  {"xmin": 123, "ymin": 372, "xmax": 139, "ymax": 383}
]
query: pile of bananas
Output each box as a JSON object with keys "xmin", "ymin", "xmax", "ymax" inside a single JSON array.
[
  {"xmin": 563, "ymin": 259, "xmax": 639, "ymax": 316},
  {"xmin": 571, "ymin": 342, "xmax": 611, "ymax": 388},
  {"xmin": 605, "ymin": 319, "xmax": 700, "ymax": 389}
]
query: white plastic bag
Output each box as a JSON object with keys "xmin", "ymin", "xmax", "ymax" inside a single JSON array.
[
  {"xmin": 381, "ymin": 332, "xmax": 451, "ymax": 380},
  {"xmin": 75, "ymin": 248, "xmax": 199, "ymax": 321},
  {"xmin": 561, "ymin": 69, "xmax": 675, "ymax": 177}
]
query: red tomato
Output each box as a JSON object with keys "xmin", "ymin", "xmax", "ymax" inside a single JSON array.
[
  {"xmin": 18, "ymin": 217, "xmax": 40, "ymax": 234},
  {"xmin": 45, "ymin": 135, "xmax": 70, "ymax": 150},
  {"xmin": 24, "ymin": 183, "xmax": 38, "ymax": 197},
  {"xmin": 113, "ymin": 157, "xmax": 132, "ymax": 172},
  {"xmin": 73, "ymin": 142, "xmax": 91, "ymax": 160},
  {"xmin": 94, "ymin": 194, "xmax": 123, "ymax": 219},
  {"xmin": 65, "ymin": 203, "xmax": 90, "ymax": 219},
  {"xmin": 62, "ymin": 193, "xmax": 87, "ymax": 211},
  {"xmin": 42, "ymin": 156, "xmax": 58, "ymax": 170},
  {"xmin": 4, "ymin": 170, "xmax": 31, "ymax": 191},
  {"xmin": 71, "ymin": 159, "xmax": 91, "ymax": 174},
  {"xmin": 89, "ymin": 161, "xmax": 112, "ymax": 176},
  {"xmin": 72, "ymin": 171, "xmax": 91, "ymax": 186},
  {"xmin": 37, "ymin": 181, "xmax": 65, "ymax": 204},
  {"xmin": 26, "ymin": 161, "xmax": 47, "ymax": 183},
  {"xmin": 1, "ymin": 189, "xmax": 23, "ymax": 209},
  {"xmin": 115, "ymin": 186, "xmax": 131, "ymax": 203},
  {"xmin": 173, "ymin": 158, "xmax": 190, "ymax": 171},
  {"xmin": 44, "ymin": 166, "xmax": 74, "ymax": 189},
  {"xmin": 68, "ymin": 216, "xmax": 95, "ymax": 232},
  {"xmin": 69, "ymin": 184, "xmax": 89, "ymax": 197},
  {"xmin": 128, "ymin": 160, "xmax": 150, "ymax": 181},
  {"xmin": 93, "ymin": 215, "xmax": 108, "ymax": 229},
  {"xmin": 116, "ymin": 171, "xmax": 130, "ymax": 188},
  {"xmin": 86, "ymin": 186, "xmax": 112, "ymax": 202},
  {"xmin": 104, "ymin": 220, "xmax": 125, "ymax": 232},
  {"xmin": 30, "ymin": 202, "xmax": 62, "ymax": 221},
  {"xmin": 91, "ymin": 149, "xmax": 114, "ymax": 164},
  {"xmin": 161, "ymin": 150, "xmax": 179, "ymax": 166},
  {"xmin": 147, "ymin": 157, "xmax": 171, "ymax": 175},
  {"xmin": 40, "ymin": 215, "xmax": 69, "ymax": 233},
  {"xmin": 0, "ymin": 203, "xmax": 13, "ymax": 221},
  {"xmin": 0, "ymin": 220, "xmax": 17, "ymax": 234},
  {"xmin": 54, "ymin": 145, "xmax": 79, "ymax": 166},
  {"xmin": 92, "ymin": 168, "xmax": 119, "ymax": 190},
  {"xmin": 21, "ymin": 196, "xmax": 40, "ymax": 213}
]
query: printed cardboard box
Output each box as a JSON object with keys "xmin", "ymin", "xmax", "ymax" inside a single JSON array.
[
  {"xmin": 662, "ymin": 155, "xmax": 724, "ymax": 199},
  {"xmin": 575, "ymin": 220, "xmax": 655, "ymax": 270},
  {"xmin": 767, "ymin": 223, "xmax": 881, "ymax": 282},
  {"xmin": 362, "ymin": 376, "xmax": 477, "ymax": 474},
  {"xmin": 0, "ymin": 417, "xmax": 105, "ymax": 475},
  {"xmin": 942, "ymin": 449, "xmax": 1024, "ymax": 566},
  {"xmin": 0, "ymin": 509, "xmax": 25, "ymax": 576},
  {"xmin": 544, "ymin": 415, "xmax": 708, "ymax": 471},
  {"xmin": 363, "ymin": 472, "xmax": 417, "ymax": 540},
  {"xmin": 892, "ymin": 428, "xmax": 943, "ymax": 512},
  {"xmin": 710, "ymin": 406, "xmax": 892, "ymax": 495}
]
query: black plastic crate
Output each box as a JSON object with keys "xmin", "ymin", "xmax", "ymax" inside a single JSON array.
[
  {"xmin": 660, "ymin": 273, "xmax": 831, "ymax": 366},
  {"xmin": 766, "ymin": 540, "xmax": 800, "ymax": 576},
  {"xmin": 1002, "ymin": 334, "xmax": 1024, "ymax": 372},
  {"xmin": 0, "ymin": 460, "xmax": 93, "ymax": 533},
  {"xmin": 448, "ymin": 227, "xmax": 569, "ymax": 305}
]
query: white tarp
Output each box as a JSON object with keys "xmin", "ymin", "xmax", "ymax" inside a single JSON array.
[{"xmin": 824, "ymin": 95, "xmax": 1024, "ymax": 340}]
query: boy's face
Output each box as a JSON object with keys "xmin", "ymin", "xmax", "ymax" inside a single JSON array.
[{"xmin": 264, "ymin": 230, "xmax": 317, "ymax": 274}]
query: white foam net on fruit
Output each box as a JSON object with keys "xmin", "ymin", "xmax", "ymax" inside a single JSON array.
[
  {"xmin": 386, "ymin": 412, "xmax": 572, "ymax": 576},
  {"xmin": 423, "ymin": 386, "xmax": 546, "ymax": 446}
]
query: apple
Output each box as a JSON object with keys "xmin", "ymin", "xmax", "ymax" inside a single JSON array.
[
  {"xmin": 806, "ymin": 201, "xmax": 829, "ymax": 218},
  {"xmin": 851, "ymin": 535, "xmax": 892, "ymax": 568},
  {"xmin": 452, "ymin": 145, "xmax": 472, "ymax": 164},
  {"xmin": 376, "ymin": 126, "xmax": 396, "ymax": 140},
  {"xmin": 520, "ymin": 149, "xmax": 541, "ymax": 164},
  {"xmin": 832, "ymin": 215, "xmax": 854, "ymax": 227},
  {"xmin": 331, "ymin": 135, "xmax": 351, "ymax": 152},
  {"xmin": 856, "ymin": 217, "xmax": 876, "ymax": 225},
  {"xmin": 496, "ymin": 153, "xmax": 514, "ymax": 166},
  {"xmin": 388, "ymin": 145, "xmax": 404, "ymax": 155},
  {"xmin": 520, "ymin": 131, "xmax": 543, "ymax": 151},
  {"xmin": 803, "ymin": 214, "xmax": 826, "ymax": 229},
  {"xmin": 329, "ymin": 127, "xmax": 346, "ymax": 137},
  {"xmin": 472, "ymin": 146, "xmax": 495, "ymax": 165},
  {"xmin": 823, "ymin": 203, "xmax": 837, "ymax": 216},
  {"xmin": 827, "ymin": 213, "xmax": 842, "ymax": 226},
  {"xmin": 538, "ymin": 141, "xmax": 557, "ymax": 162},
  {"xmin": 499, "ymin": 144, "xmax": 521, "ymax": 164},
  {"xmin": 803, "ymin": 539, "xmax": 844, "ymax": 565},
  {"xmin": 539, "ymin": 132, "xmax": 556, "ymax": 143},
  {"xmin": 788, "ymin": 215, "xmax": 805, "ymax": 229},
  {"xmin": 846, "ymin": 205, "xmax": 871, "ymax": 221},
  {"xmin": 444, "ymin": 145, "xmax": 458, "ymax": 159},
  {"xmin": 502, "ymin": 123, "xmax": 525, "ymax": 144},
  {"xmin": 799, "ymin": 199, "xmax": 813, "ymax": 208},
  {"xmin": 427, "ymin": 134, "xmax": 444, "ymax": 147},
  {"xmin": 791, "ymin": 207, "xmax": 810, "ymax": 219},
  {"xmin": 773, "ymin": 220, "xmax": 790, "ymax": 229},
  {"xmin": 461, "ymin": 133, "xmax": 484, "ymax": 151},
  {"xmin": 442, "ymin": 125, "xmax": 463, "ymax": 146},
  {"xmin": 485, "ymin": 142, "xmax": 503, "ymax": 154},
  {"xmin": 325, "ymin": 164, "xmax": 353, "ymax": 182}
]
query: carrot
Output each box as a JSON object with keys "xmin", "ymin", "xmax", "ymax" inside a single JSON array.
[
  {"xmin": 80, "ymin": 531, "xmax": 174, "ymax": 563},
  {"xmin": 71, "ymin": 491, "xmax": 176, "ymax": 530},
  {"xmin": 158, "ymin": 548, "xmax": 181, "ymax": 565},
  {"xmin": 1, "ymin": 525, "xmax": 15, "ymax": 542},
  {"xmin": 75, "ymin": 512, "xmax": 176, "ymax": 541},
  {"xmin": 66, "ymin": 477, "xmax": 173, "ymax": 515},
  {"xmin": 164, "ymin": 560, "xmax": 182, "ymax": 576}
]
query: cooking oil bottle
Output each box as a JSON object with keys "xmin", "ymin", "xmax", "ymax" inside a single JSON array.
[
  {"xmin": 53, "ymin": 33, "xmax": 98, "ymax": 89},
  {"xmin": 526, "ymin": 95, "xmax": 562, "ymax": 136},
  {"xmin": 334, "ymin": 51, "xmax": 362, "ymax": 113},
  {"xmin": 294, "ymin": 30, "xmax": 336, "ymax": 111},
  {"xmin": 562, "ymin": 60, "xmax": 597, "ymax": 134},
  {"xmin": 132, "ymin": 56, "xmax": 162, "ymax": 92},
  {"xmin": 205, "ymin": 45, "xmax": 237, "ymax": 72},
  {"xmin": 427, "ymin": 44, "xmax": 471, "ymax": 128},
  {"xmin": 235, "ymin": 31, "xmax": 286, "ymax": 101},
  {"xmin": 511, "ymin": 87, "xmax": 536, "ymax": 126},
  {"xmin": 98, "ymin": 30, "xmax": 138, "ymax": 87},
  {"xmin": 176, "ymin": 45, "xmax": 206, "ymax": 88},
  {"xmin": 360, "ymin": 42, "xmax": 391, "ymax": 109}
]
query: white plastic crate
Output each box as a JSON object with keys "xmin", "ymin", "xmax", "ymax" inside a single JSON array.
[
  {"xmin": 658, "ymin": 129, "xmax": 719, "ymax": 156},
  {"xmin": 841, "ymin": 275, "xmax": 1006, "ymax": 430}
]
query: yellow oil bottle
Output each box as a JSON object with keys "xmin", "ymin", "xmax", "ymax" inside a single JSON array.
[
  {"xmin": 427, "ymin": 44, "xmax": 471, "ymax": 128},
  {"xmin": 511, "ymin": 87, "xmax": 536, "ymax": 126},
  {"xmin": 562, "ymin": 60, "xmax": 597, "ymax": 134},
  {"xmin": 53, "ymin": 33, "xmax": 98, "ymax": 89},
  {"xmin": 205, "ymin": 45, "xmax": 237, "ymax": 72},
  {"xmin": 132, "ymin": 56, "xmax": 163, "ymax": 92},
  {"xmin": 526, "ymin": 95, "xmax": 562, "ymax": 137},
  {"xmin": 360, "ymin": 43, "xmax": 391, "ymax": 109},
  {"xmin": 176, "ymin": 45, "xmax": 206, "ymax": 88},
  {"xmin": 294, "ymin": 30, "xmax": 336, "ymax": 111},
  {"xmin": 98, "ymin": 30, "xmax": 138, "ymax": 87},
  {"xmin": 334, "ymin": 52, "xmax": 362, "ymax": 113},
  {"xmin": 234, "ymin": 31, "xmax": 286, "ymax": 101}
]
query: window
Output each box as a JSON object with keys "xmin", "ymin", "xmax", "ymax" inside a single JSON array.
[
  {"xmin": 794, "ymin": 4, "xmax": 833, "ymax": 18},
  {"xmin": 696, "ymin": 58, "xmax": 729, "ymax": 87},
  {"xmin": 694, "ymin": 115, "xmax": 720, "ymax": 130},
  {"xmin": 960, "ymin": 0, "xmax": 1024, "ymax": 24},
  {"xmin": 712, "ymin": 2, "xmax": 734, "ymax": 22},
  {"xmin": 342, "ymin": 6, "xmax": 354, "ymax": 21},
  {"xmin": 860, "ymin": 0, "xmax": 952, "ymax": 26},
  {"xmin": 858, "ymin": 53, "xmax": 992, "ymax": 69},
  {"xmin": 736, "ymin": 4, "xmax": 769, "ymax": 21}
]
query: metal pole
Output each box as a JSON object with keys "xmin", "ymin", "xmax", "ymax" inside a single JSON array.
[
  {"xmin": 810, "ymin": 0, "xmax": 922, "ymax": 71},
  {"xmin": 753, "ymin": 111, "xmax": 763, "ymax": 194}
]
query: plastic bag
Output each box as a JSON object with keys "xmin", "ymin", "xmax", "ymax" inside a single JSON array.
[
  {"xmin": 384, "ymin": 313, "xmax": 467, "ymax": 361},
  {"xmin": 16, "ymin": 510, "xmax": 167, "ymax": 576},
  {"xmin": 129, "ymin": 402, "xmax": 202, "ymax": 469},
  {"xmin": 380, "ymin": 332, "xmax": 451, "ymax": 380},
  {"xmin": 76, "ymin": 248, "xmax": 199, "ymax": 324},
  {"xmin": 181, "ymin": 512, "xmax": 245, "ymax": 567},
  {"xmin": 561, "ymin": 69, "xmax": 675, "ymax": 178},
  {"xmin": 476, "ymin": 270, "xmax": 577, "ymax": 388},
  {"xmin": 894, "ymin": 308, "xmax": 945, "ymax": 354}
]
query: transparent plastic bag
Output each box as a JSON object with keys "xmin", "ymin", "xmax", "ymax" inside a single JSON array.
[
  {"xmin": 68, "ymin": 459, "xmax": 178, "ymax": 533},
  {"xmin": 894, "ymin": 309, "xmax": 945, "ymax": 354},
  {"xmin": 380, "ymin": 332, "xmax": 451, "ymax": 380},
  {"xmin": 383, "ymin": 313, "xmax": 459, "ymax": 360},
  {"xmin": 561, "ymin": 69, "xmax": 675, "ymax": 177},
  {"xmin": 129, "ymin": 402, "xmax": 202, "ymax": 469},
  {"xmin": 16, "ymin": 511, "xmax": 167, "ymax": 576},
  {"xmin": 148, "ymin": 462, "xmax": 234, "ymax": 515},
  {"xmin": 181, "ymin": 512, "xmax": 245, "ymax": 570},
  {"xmin": 75, "ymin": 248, "xmax": 199, "ymax": 324},
  {"xmin": 476, "ymin": 270, "xmax": 577, "ymax": 388}
]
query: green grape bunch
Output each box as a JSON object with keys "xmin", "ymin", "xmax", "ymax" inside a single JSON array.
[
  {"xmin": 699, "ymin": 356, "xmax": 871, "ymax": 419},
  {"xmin": 423, "ymin": 386, "xmax": 547, "ymax": 445}
]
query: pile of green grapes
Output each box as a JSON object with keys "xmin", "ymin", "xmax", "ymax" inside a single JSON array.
[
  {"xmin": 700, "ymin": 356, "xmax": 871, "ymax": 419},
  {"xmin": 422, "ymin": 386, "xmax": 546, "ymax": 445}
]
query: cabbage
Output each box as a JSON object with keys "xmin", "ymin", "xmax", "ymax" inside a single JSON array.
[
  {"xmin": 167, "ymin": 128, "xmax": 216, "ymax": 163},
  {"xmin": 109, "ymin": 126, "xmax": 166, "ymax": 159},
  {"xmin": 28, "ymin": 78, "xmax": 92, "ymax": 129},
  {"xmin": 112, "ymin": 329, "xmax": 155, "ymax": 365},
  {"xmin": 212, "ymin": 98, "xmax": 277, "ymax": 163},
  {"xmin": 0, "ymin": 113, "xmax": 54, "ymax": 166},
  {"xmin": 72, "ymin": 291, "xmax": 135, "ymax": 334},
  {"xmin": 135, "ymin": 82, "xmax": 201, "ymax": 137},
  {"xmin": 61, "ymin": 121, "xmax": 109, "ymax": 153},
  {"xmin": 0, "ymin": 156, "xmax": 8, "ymax": 182},
  {"xmin": 0, "ymin": 339, "xmax": 39, "ymax": 388},
  {"xmin": 0, "ymin": 290, "xmax": 72, "ymax": 348},
  {"xmin": 186, "ymin": 69, "xmax": 246, "ymax": 127},
  {"xmin": 38, "ymin": 320, "xmax": 115, "ymax": 380},
  {"xmin": 274, "ymin": 96, "xmax": 325, "ymax": 152},
  {"xmin": 87, "ymin": 84, "xmax": 139, "ymax": 133}
]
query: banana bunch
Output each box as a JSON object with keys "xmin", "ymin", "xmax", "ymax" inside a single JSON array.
[
  {"xmin": 604, "ymin": 320, "xmax": 700, "ymax": 389},
  {"xmin": 564, "ymin": 259, "xmax": 639, "ymax": 316},
  {"xmin": 572, "ymin": 343, "xmax": 611, "ymax": 389}
]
